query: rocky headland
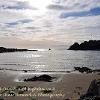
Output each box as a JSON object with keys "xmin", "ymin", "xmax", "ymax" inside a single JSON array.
[{"xmin": 68, "ymin": 40, "xmax": 100, "ymax": 50}]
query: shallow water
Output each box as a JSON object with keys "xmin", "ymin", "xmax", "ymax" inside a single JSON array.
[{"xmin": 0, "ymin": 50, "xmax": 100, "ymax": 72}]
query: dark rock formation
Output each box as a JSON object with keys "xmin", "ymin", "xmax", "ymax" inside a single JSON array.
[
  {"xmin": 24, "ymin": 74, "xmax": 54, "ymax": 82},
  {"xmin": 49, "ymin": 48, "xmax": 51, "ymax": 50},
  {"xmin": 74, "ymin": 67, "xmax": 93, "ymax": 73},
  {"xmin": 74, "ymin": 67, "xmax": 100, "ymax": 73},
  {"xmin": 0, "ymin": 47, "xmax": 37, "ymax": 53},
  {"xmin": 68, "ymin": 40, "xmax": 100, "ymax": 50},
  {"xmin": 79, "ymin": 79, "xmax": 100, "ymax": 100},
  {"xmin": 69, "ymin": 42, "xmax": 80, "ymax": 50}
]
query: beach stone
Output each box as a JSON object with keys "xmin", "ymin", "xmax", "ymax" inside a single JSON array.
[{"xmin": 79, "ymin": 79, "xmax": 100, "ymax": 100}]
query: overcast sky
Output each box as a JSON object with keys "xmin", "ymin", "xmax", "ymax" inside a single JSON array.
[{"xmin": 0, "ymin": 0, "xmax": 100, "ymax": 48}]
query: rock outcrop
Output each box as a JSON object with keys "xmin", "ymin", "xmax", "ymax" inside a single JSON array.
[
  {"xmin": 74, "ymin": 67, "xmax": 93, "ymax": 73},
  {"xmin": 24, "ymin": 74, "xmax": 55, "ymax": 82},
  {"xmin": 79, "ymin": 79, "xmax": 100, "ymax": 100},
  {"xmin": 68, "ymin": 40, "xmax": 100, "ymax": 50}
]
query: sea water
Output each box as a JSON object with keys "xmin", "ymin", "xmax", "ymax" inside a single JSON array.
[{"xmin": 0, "ymin": 49, "xmax": 100, "ymax": 72}]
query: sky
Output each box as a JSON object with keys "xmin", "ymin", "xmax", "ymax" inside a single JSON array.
[{"xmin": 0, "ymin": 0, "xmax": 100, "ymax": 49}]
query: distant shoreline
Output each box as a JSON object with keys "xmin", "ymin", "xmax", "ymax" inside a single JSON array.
[{"xmin": 0, "ymin": 47, "xmax": 38, "ymax": 53}]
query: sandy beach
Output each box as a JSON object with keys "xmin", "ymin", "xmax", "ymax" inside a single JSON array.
[{"xmin": 0, "ymin": 70, "xmax": 100, "ymax": 100}]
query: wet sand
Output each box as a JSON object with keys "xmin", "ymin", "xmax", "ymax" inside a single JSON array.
[{"xmin": 0, "ymin": 70, "xmax": 100, "ymax": 100}]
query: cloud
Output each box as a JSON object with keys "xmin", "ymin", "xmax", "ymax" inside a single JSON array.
[
  {"xmin": 60, "ymin": 7, "xmax": 100, "ymax": 18},
  {"xmin": 0, "ymin": 1, "xmax": 37, "ymax": 10},
  {"xmin": 47, "ymin": 0, "xmax": 100, "ymax": 12},
  {"xmin": 47, "ymin": 4, "xmax": 68, "ymax": 10},
  {"xmin": 6, "ymin": 19, "xmax": 33, "ymax": 26}
]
